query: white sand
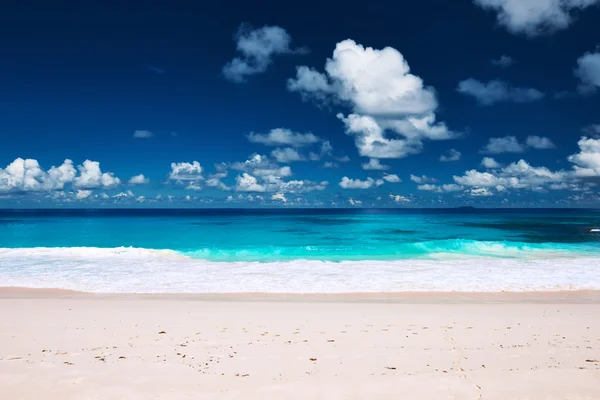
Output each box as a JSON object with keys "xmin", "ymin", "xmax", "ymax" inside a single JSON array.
[{"xmin": 1, "ymin": 290, "xmax": 600, "ymax": 399}]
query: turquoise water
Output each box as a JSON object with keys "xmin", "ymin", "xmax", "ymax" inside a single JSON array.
[
  {"xmin": 2, "ymin": 209, "xmax": 600, "ymax": 260},
  {"xmin": 1, "ymin": 209, "xmax": 600, "ymax": 292}
]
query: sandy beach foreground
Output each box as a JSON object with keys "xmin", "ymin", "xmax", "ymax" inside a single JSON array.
[{"xmin": 1, "ymin": 290, "xmax": 600, "ymax": 399}]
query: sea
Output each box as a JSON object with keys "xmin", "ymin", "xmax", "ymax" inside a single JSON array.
[{"xmin": 1, "ymin": 208, "xmax": 600, "ymax": 293}]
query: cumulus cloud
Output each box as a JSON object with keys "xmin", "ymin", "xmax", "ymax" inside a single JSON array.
[
  {"xmin": 247, "ymin": 128, "xmax": 320, "ymax": 147},
  {"xmin": 271, "ymin": 147, "xmax": 306, "ymax": 163},
  {"xmin": 337, "ymin": 113, "xmax": 423, "ymax": 159},
  {"xmin": 75, "ymin": 190, "xmax": 92, "ymax": 199},
  {"xmin": 469, "ymin": 187, "xmax": 493, "ymax": 197},
  {"xmin": 361, "ymin": 158, "xmax": 390, "ymax": 170},
  {"xmin": 481, "ymin": 157, "xmax": 502, "ymax": 168},
  {"xmin": 481, "ymin": 136, "xmax": 526, "ymax": 153},
  {"xmin": 389, "ymin": 194, "xmax": 411, "ymax": 203},
  {"xmin": 73, "ymin": 160, "xmax": 121, "ymax": 189},
  {"xmin": 0, "ymin": 158, "xmax": 79, "ymax": 193},
  {"xmin": 253, "ymin": 166, "xmax": 293, "ymax": 178},
  {"xmin": 473, "ymin": 0, "xmax": 600, "ymax": 37},
  {"xmin": 457, "ymin": 79, "xmax": 544, "ymax": 105},
  {"xmin": 339, "ymin": 177, "xmax": 384, "ymax": 189},
  {"xmin": 205, "ymin": 178, "xmax": 231, "ymax": 191},
  {"xmin": 169, "ymin": 161, "xmax": 203, "ymax": 181},
  {"xmin": 236, "ymin": 173, "xmax": 266, "ymax": 192},
  {"xmin": 348, "ymin": 198, "xmax": 363, "ymax": 206},
  {"xmin": 440, "ymin": 149, "xmax": 462, "ymax": 162},
  {"xmin": 230, "ymin": 155, "xmax": 326, "ymax": 193},
  {"xmin": 454, "ymin": 159, "xmax": 567, "ymax": 191},
  {"xmin": 133, "ymin": 130, "xmax": 153, "ymax": 139},
  {"xmin": 410, "ymin": 174, "xmax": 437, "ymax": 184},
  {"xmin": 271, "ymin": 193, "xmax": 287, "ymax": 203},
  {"xmin": 417, "ymin": 183, "xmax": 464, "ymax": 193},
  {"xmin": 113, "ymin": 190, "xmax": 134, "ymax": 199},
  {"xmin": 575, "ymin": 51, "xmax": 600, "ymax": 94},
  {"xmin": 526, "ymin": 135, "xmax": 556, "ymax": 149},
  {"xmin": 223, "ymin": 25, "xmax": 306, "ymax": 82},
  {"xmin": 491, "ymin": 55, "xmax": 516, "ymax": 67},
  {"xmin": 568, "ymin": 136, "xmax": 600, "ymax": 177},
  {"xmin": 288, "ymin": 39, "xmax": 454, "ymax": 159},
  {"xmin": 128, "ymin": 174, "xmax": 150, "ymax": 184},
  {"xmin": 382, "ymin": 174, "xmax": 401, "ymax": 183}
]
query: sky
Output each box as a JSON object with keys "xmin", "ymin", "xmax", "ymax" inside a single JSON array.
[{"xmin": 1, "ymin": 0, "xmax": 600, "ymax": 208}]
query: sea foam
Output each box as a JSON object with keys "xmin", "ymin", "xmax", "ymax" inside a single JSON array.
[{"xmin": 1, "ymin": 246, "xmax": 599, "ymax": 293}]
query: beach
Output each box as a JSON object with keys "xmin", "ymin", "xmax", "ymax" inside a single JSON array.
[{"xmin": 1, "ymin": 289, "xmax": 600, "ymax": 399}]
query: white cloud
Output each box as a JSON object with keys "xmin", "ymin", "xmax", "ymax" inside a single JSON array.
[
  {"xmin": 481, "ymin": 136, "xmax": 526, "ymax": 153},
  {"xmin": 469, "ymin": 187, "xmax": 493, "ymax": 197},
  {"xmin": 133, "ymin": 130, "xmax": 153, "ymax": 139},
  {"xmin": 442, "ymin": 184, "xmax": 464, "ymax": 192},
  {"xmin": 247, "ymin": 128, "xmax": 320, "ymax": 147},
  {"xmin": 575, "ymin": 51, "xmax": 600, "ymax": 94},
  {"xmin": 337, "ymin": 113, "xmax": 423, "ymax": 159},
  {"xmin": 205, "ymin": 178, "xmax": 231, "ymax": 191},
  {"xmin": 526, "ymin": 135, "xmax": 556, "ymax": 149},
  {"xmin": 457, "ymin": 79, "xmax": 544, "ymax": 105},
  {"xmin": 223, "ymin": 25, "xmax": 305, "ymax": 82},
  {"xmin": 75, "ymin": 190, "xmax": 92, "ymax": 199},
  {"xmin": 271, "ymin": 147, "xmax": 306, "ymax": 163},
  {"xmin": 339, "ymin": 176, "xmax": 384, "ymax": 189},
  {"xmin": 73, "ymin": 160, "xmax": 121, "ymax": 189},
  {"xmin": 0, "ymin": 158, "xmax": 79, "ymax": 193},
  {"xmin": 261, "ymin": 177, "xmax": 328, "ymax": 193},
  {"xmin": 169, "ymin": 161, "xmax": 203, "ymax": 181},
  {"xmin": 491, "ymin": 55, "xmax": 515, "ymax": 67},
  {"xmin": 473, "ymin": 0, "xmax": 600, "ymax": 37},
  {"xmin": 253, "ymin": 166, "xmax": 293, "ymax": 178},
  {"xmin": 454, "ymin": 159, "xmax": 567, "ymax": 191},
  {"xmin": 336, "ymin": 155, "xmax": 351, "ymax": 163},
  {"xmin": 362, "ymin": 158, "xmax": 390, "ymax": 170},
  {"xmin": 389, "ymin": 194, "xmax": 411, "ymax": 203},
  {"xmin": 186, "ymin": 182, "xmax": 202, "ymax": 191},
  {"xmin": 323, "ymin": 161, "xmax": 338, "ymax": 168},
  {"xmin": 417, "ymin": 184, "xmax": 440, "ymax": 191},
  {"xmin": 229, "ymin": 154, "xmax": 323, "ymax": 193},
  {"xmin": 231, "ymin": 154, "xmax": 273, "ymax": 172},
  {"xmin": 382, "ymin": 174, "xmax": 401, "ymax": 183},
  {"xmin": 417, "ymin": 183, "xmax": 463, "ymax": 192},
  {"xmin": 235, "ymin": 173, "xmax": 266, "ymax": 192},
  {"xmin": 128, "ymin": 174, "xmax": 150, "ymax": 184},
  {"xmin": 439, "ymin": 149, "xmax": 462, "ymax": 162},
  {"xmin": 348, "ymin": 198, "xmax": 363, "ymax": 206},
  {"xmin": 410, "ymin": 174, "xmax": 437, "ymax": 184},
  {"xmin": 288, "ymin": 39, "xmax": 454, "ymax": 159},
  {"xmin": 568, "ymin": 136, "xmax": 600, "ymax": 177},
  {"xmin": 481, "ymin": 157, "xmax": 502, "ymax": 168},
  {"xmin": 113, "ymin": 190, "xmax": 134, "ymax": 199},
  {"xmin": 271, "ymin": 193, "xmax": 287, "ymax": 203}
]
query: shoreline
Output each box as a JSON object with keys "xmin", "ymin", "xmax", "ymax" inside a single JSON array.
[{"xmin": 2, "ymin": 286, "xmax": 600, "ymax": 303}]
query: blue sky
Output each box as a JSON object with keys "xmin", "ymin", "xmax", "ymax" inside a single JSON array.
[{"xmin": 1, "ymin": 0, "xmax": 600, "ymax": 207}]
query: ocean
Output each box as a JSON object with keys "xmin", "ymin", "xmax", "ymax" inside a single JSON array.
[{"xmin": 1, "ymin": 208, "xmax": 600, "ymax": 293}]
